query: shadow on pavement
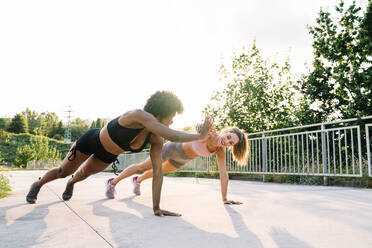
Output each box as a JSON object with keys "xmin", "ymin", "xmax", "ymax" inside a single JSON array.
[
  {"xmin": 0, "ymin": 201, "xmax": 60, "ymax": 248},
  {"xmin": 88, "ymin": 197, "xmax": 264, "ymax": 248}
]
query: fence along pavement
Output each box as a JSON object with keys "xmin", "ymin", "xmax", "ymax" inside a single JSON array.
[
  {"xmin": 109, "ymin": 116, "xmax": 372, "ymax": 178},
  {"xmin": 366, "ymin": 124, "xmax": 372, "ymax": 177},
  {"xmin": 26, "ymin": 116, "xmax": 372, "ymax": 178},
  {"xmin": 26, "ymin": 160, "xmax": 62, "ymax": 170}
]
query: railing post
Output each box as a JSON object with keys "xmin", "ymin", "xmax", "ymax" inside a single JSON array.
[
  {"xmin": 262, "ymin": 133, "xmax": 267, "ymax": 182},
  {"xmin": 195, "ymin": 158, "xmax": 199, "ymax": 183},
  {"xmin": 321, "ymin": 125, "xmax": 328, "ymax": 185},
  {"xmin": 367, "ymin": 124, "xmax": 372, "ymax": 177}
]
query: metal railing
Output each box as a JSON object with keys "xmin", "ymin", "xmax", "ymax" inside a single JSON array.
[
  {"xmin": 26, "ymin": 160, "xmax": 62, "ymax": 170},
  {"xmin": 367, "ymin": 124, "xmax": 372, "ymax": 177},
  {"xmin": 245, "ymin": 125, "xmax": 362, "ymax": 177},
  {"xmin": 111, "ymin": 116, "xmax": 372, "ymax": 178}
]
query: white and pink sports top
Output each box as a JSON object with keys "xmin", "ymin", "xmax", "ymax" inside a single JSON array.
[{"xmin": 188, "ymin": 141, "xmax": 217, "ymax": 157}]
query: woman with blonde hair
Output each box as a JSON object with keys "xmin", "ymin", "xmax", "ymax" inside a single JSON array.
[{"xmin": 105, "ymin": 125, "xmax": 249, "ymax": 205}]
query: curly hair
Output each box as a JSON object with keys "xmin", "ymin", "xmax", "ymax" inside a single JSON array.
[
  {"xmin": 144, "ymin": 91, "xmax": 184, "ymax": 118},
  {"xmin": 221, "ymin": 127, "xmax": 249, "ymax": 166}
]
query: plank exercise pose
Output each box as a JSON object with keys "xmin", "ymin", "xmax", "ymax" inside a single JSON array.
[
  {"xmin": 26, "ymin": 91, "xmax": 212, "ymax": 216},
  {"xmin": 105, "ymin": 125, "xmax": 249, "ymax": 205}
]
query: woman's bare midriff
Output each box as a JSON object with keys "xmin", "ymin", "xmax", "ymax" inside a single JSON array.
[
  {"xmin": 182, "ymin": 143, "xmax": 199, "ymax": 159},
  {"xmin": 99, "ymin": 126, "xmax": 125, "ymax": 155}
]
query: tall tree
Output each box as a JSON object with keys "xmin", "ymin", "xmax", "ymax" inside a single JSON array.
[
  {"xmin": 8, "ymin": 114, "xmax": 28, "ymax": 133},
  {"xmin": 96, "ymin": 118, "xmax": 107, "ymax": 129},
  {"xmin": 0, "ymin": 150, "xmax": 3, "ymax": 163},
  {"xmin": 41, "ymin": 112, "xmax": 60, "ymax": 138},
  {"xmin": 90, "ymin": 120, "xmax": 96, "ymax": 129},
  {"xmin": 22, "ymin": 108, "xmax": 40, "ymax": 134},
  {"xmin": 364, "ymin": 1, "xmax": 372, "ymax": 40},
  {"xmin": 203, "ymin": 41, "xmax": 301, "ymax": 133},
  {"xmin": 49, "ymin": 121, "xmax": 65, "ymax": 140},
  {"xmin": 71, "ymin": 118, "xmax": 89, "ymax": 141},
  {"xmin": 301, "ymin": 0, "xmax": 372, "ymax": 122},
  {"xmin": 90, "ymin": 118, "xmax": 107, "ymax": 129},
  {"xmin": 14, "ymin": 136, "xmax": 62, "ymax": 167},
  {"xmin": 0, "ymin": 118, "xmax": 11, "ymax": 131}
]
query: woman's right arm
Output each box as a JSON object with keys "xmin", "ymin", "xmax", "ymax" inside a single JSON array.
[{"xmin": 138, "ymin": 112, "xmax": 212, "ymax": 142}]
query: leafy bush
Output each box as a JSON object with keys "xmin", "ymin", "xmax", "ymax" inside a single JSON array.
[
  {"xmin": 0, "ymin": 173, "xmax": 11, "ymax": 198},
  {"xmin": 0, "ymin": 131, "xmax": 70, "ymax": 165},
  {"xmin": 14, "ymin": 136, "xmax": 62, "ymax": 167},
  {"xmin": 15, "ymin": 145, "xmax": 36, "ymax": 168}
]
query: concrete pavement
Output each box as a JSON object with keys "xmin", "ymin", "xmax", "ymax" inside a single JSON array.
[{"xmin": 1, "ymin": 170, "xmax": 372, "ymax": 248}]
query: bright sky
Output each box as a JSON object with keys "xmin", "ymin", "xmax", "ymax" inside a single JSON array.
[{"xmin": 0, "ymin": 0, "xmax": 367, "ymax": 128}]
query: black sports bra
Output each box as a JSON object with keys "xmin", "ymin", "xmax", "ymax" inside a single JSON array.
[{"xmin": 107, "ymin": 116, "xmax": 151, "ymax": 153}]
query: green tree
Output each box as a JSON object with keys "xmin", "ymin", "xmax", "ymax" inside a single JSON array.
[
  {"xmin": 41, "ymin": 112, "xmax": 61, "ymax": 138},
  {"xmin": 71, "ymin": 118, "xmax": 89, "ymax": 141},
  {"xmin": 183, "ymin": 126, "xmax": 193, "ymax": 132},
  {"xmin": 0, "ymin": 118, "xmax": 11, "ymax": 131},
  {"xmin": 50, "ymin": 121, "xmax": 65, "ymax": 140},
  {"xmin": 0, "ymin": 173, "xmax": 11, "ymax": 198},
  {"xmin": 90, "ymin": 118, "xmax": 107, "ymax": 129},
  {"xmin": 31, "ymin": 137, "xmax": 61, "ymax": 160},
  {"xmin": 14, "ymin": 137, "xmax": 62, "ymax": 167},
  {"xmin": 8, "ymin": 114, "xmax": 28, "ymax": 133},
  {"xmin": 301, "ymin": 0, "xmax": 372, "ymax": 122},
  {"xmin": 364, "ymin": 1, "xmax": 372, "ymax": 40},
  {"xmin": 22, "ymin": 108, "xmax": 40, "ymax": 134},
  {"xmin": 90, "ymin": 120, "xmax": 96, "ymax": 129},
  {"xmin": 203, "ymin": 41, "xmax": 301, "ymax": 132},
  {"xmin": 15, "ymin": 145, "xmax": 36, "ymax": 167},
  {"xmin": 96, "ymin": 118, "xmax": 107, "ymax": 129},
  {"xmin": 0, "ymin": 150, "xmax": 4, "ymax": 162},
  {"xmin": 0, "ymin": 129, "xmax": 11, "ymax": 142}
]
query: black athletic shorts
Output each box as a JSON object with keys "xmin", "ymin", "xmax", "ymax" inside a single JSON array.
[{"xmin": 75, "ymin": 129, "xmax": 118, "ymax": 164}]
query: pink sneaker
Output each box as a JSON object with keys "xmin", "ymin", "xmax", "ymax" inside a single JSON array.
[
  {"xmin": 105, "ymin": 178, "xmax": 116, "ymax": 199},
  {"xmin": 132, "ymin": 176, "xmax": 141, "ymax": 195}
]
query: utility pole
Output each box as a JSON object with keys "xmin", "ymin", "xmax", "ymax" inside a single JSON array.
[{"xmin": 64, "ymin": 105, "xmax": 73, "ymax": 143}]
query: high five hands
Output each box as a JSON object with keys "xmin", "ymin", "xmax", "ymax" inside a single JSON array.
[{"xmin": 196, "ymin": 116, "xmax": 215, "ymax": 141}]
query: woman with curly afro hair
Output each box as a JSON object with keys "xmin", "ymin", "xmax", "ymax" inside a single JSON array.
[{"xmin": 26, "ymin": 91, "xmax": 212, "ymax": 217}]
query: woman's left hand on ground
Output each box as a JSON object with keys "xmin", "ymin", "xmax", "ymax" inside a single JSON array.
[
  {"xmin": 154, "ymin": 209, "xmax": 182, "ymax": 217},
  {"xmin": 223, "ymin": 199, "xmax": 243, "ymax": 205}
]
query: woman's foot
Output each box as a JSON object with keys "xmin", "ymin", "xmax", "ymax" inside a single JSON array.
[
  {"xmin": 26, "ymin": 181, "xmax": 41, "ymax": 204},
  {"xmin": 62, "ymin": 181, "xmax": 74, "ymax": 201},
  {"xmin": 105, "ymin": 178, "xmax": 116, "ymax": 199},
  {"xmin": 132, "ymin": 176, "xmax": 141, "ymax": 195}
]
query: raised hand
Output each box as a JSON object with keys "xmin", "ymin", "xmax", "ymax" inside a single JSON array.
[{"xmin": 196, "ymin": 116, "xmax": 213, "ymax": 139}]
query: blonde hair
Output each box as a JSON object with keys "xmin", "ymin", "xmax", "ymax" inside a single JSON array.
[{"xmin": 221, "ymin": 127, "xmax": 249, "ymax": 166}]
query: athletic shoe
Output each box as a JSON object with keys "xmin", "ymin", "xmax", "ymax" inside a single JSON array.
[
  {"xmin": 105, "ymin": 178, "xmax": 116, "ymax": 199},
  {"xmin": 132, "ymin": 176, "xmax": 141, "ymax": 196},
  {"xmin": 26, "ymin": 181, "xmax": 41, "ymax": 204},
  {"xmin": 62, "ymin": 182, "xmax": 74, "ymax": 201}
]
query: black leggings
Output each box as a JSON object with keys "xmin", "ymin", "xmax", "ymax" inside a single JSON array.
[{"xmin": 69, "ymin": 129, "xmax": 118, "ymax": 164}]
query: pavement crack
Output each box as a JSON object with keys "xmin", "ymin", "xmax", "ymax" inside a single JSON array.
[{"xmin": 43, "ymin": 182, "xmax": 114, "ymax": 248}]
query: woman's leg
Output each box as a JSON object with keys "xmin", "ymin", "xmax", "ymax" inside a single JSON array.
[
  {"xmin": 38, "ymin": 147, "xmax": 90, "ymax": 187},
  {"xmin": 131, "ymin": 161, "xmax": 178, "ymax": 196},
  {"xmin": 68, "ymin": 155, "xmax": 110, "ymax": 184},
  {"xmin": 62, "ymin": 155, "xmax": 110, "ymax": 201},
  {"xmin": 26, "ymin": 143, "xmax": 90, "ymax": 203},
  {"xmin": 136, "ymin": 161, "xmax": 179, "ymax": 183},
  {"xmin": 111, "ymin": 157, "xmax": 153, "ymax": 186}
]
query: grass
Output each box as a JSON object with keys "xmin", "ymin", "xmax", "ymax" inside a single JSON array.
[{"xmin": 0, "ymin": 172, "xmax": 11, "ymax": 198}]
